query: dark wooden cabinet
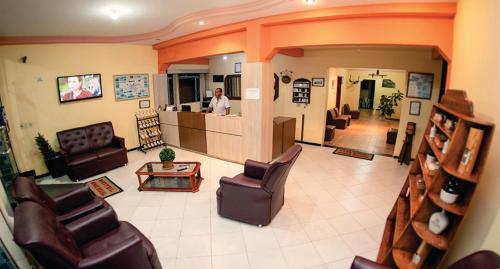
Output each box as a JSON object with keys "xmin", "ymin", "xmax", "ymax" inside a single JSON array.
[
  {"xmin": 273, "ymin": 117, "xmax": 296, "ymax": 159},
  {"xmin": 177, "ymin": 112, "xmax": 207, "ymax": 153}
]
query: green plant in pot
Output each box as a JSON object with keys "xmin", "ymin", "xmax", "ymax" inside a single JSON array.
[
  {"xmin": 35, "ymin": 133, "xmax": 65, "ymax": 178},
  {"xmin": 159, "ymin": 147, "xmax": 176, "ymax": 169},
  {"xmin": 378, "ymin": 90, "xmax": 404, "ymax": 119}
]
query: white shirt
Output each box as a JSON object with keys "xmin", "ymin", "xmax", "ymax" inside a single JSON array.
[{"xmin": 209, "ymin": 96, "xmax": 231, "ymax": 114}]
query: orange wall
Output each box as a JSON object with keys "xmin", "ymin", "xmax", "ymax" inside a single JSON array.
[{"xmin": 154, "ymin": 3, "xmax": 456, "ymax": 67}]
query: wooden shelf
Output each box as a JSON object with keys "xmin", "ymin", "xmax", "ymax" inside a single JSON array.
[
  {"xmin": 408, "ymin": 174, "xmax": 424, "ymax": 217},
  {"xmin": 394, "ymin": 197, "xmax": 409, "ymax": 243},
  {"xmin": 428, "ymin": 192, "xmax": 467, "ymax": 216},
  {"xmin": 441, "ymin": 162, "xmax": 479, "ymax": 183},
  {"xmin": 417, "ymin": 153, "xmax": 437, "ymax": 188},
  {"xmin": 412, "ymin": 221, "xmax": 449, "ymax": 250},
  {"xmin": 424, "ymin": 135, "xmax": 444, "ymax": 162},
  {"xmin": 393, "ymin": 249, "xmax": 418, "ymax": 269},
  {"xmin": 430, "ymin": 118, "xmax": 453, "ymax": 138}
]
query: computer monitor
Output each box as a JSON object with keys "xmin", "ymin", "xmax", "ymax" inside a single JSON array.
[{"xmin": 181, "ymin": 105, "xmax": 192, "ymax": 112}]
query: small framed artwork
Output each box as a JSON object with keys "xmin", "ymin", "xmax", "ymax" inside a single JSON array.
[
  {"xmin": 312, "ymin": 78, "xmax": 325, "ymax": 87},
  {"xmin": 139, "ymin": 99, "xmax": 150, "ymax": 109},
  {"xmin": 234, "ymin": 62, "xmax": 242, "ymax": 73},
  {"xmin": 406, "ymin": 72, "xmax": 434, "ymax": 99},
  {"xmin": 409, "ymin": 101, "xmax": 421, "ymax": 116}
]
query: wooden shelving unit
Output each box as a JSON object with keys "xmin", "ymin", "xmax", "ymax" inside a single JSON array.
[
  {"xmin": 292, "ymin": 78, "xmax": 311, "ymax": 104},
  {"xmin": 136, "ymin": 109, "xmax": 165, "ymax": 153},
  {"xmin": 376, "ymin": 90, "xmax": 495, "ymax": 269}
]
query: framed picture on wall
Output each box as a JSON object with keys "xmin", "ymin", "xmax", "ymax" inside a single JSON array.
[
  {"xmin": 312, "ymin": 78, "xmax": 325, "ymax": 87},
  {"xmin": 406, "ymin": 72, "xmax": 434, "ymax": 99},
  {"xmin": 409, "ymin": 101, "xmax": 421, "ymax": 116},
  {"xmin": 139, "ymin": 99, "xmax": 150, "ymax": 109},
  {"xmin": 234, "ymin": 62, "xmax": 242, "ymax": 73},
  {"xmin": 114, "ymin": 73, "xmax": 150, "ymax": 101}
]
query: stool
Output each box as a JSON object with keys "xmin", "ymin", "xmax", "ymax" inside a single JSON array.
[
  {"xmin": 325, "ymin": 125, "xmax": 336, "ymax": 141},
  {"xmin": 386, "ymin": 128, "xmax": 398, "ymax": 144}
]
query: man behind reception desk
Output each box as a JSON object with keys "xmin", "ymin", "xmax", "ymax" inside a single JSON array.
[{"xmin": 207, "ymin": 88, "xmax": 231, "ymax": 115}]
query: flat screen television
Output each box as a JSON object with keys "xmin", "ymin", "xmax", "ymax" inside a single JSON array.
[
  {"xmin": 57, "ymin": 74, "xmax": 102, "ymax": 103},
  {"xmin": 213, "ymin": 75, "xmax": 224, "ymax": 83}
]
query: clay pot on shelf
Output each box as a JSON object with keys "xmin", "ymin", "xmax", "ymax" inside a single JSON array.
[{"xmin": 162, "ymin": 161, "xmax": 174, "ymax": 170}]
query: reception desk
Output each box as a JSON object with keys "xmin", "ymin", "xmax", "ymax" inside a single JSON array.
[
  {"xmin": 159, "ymin": 111, "xmax": 294, "ymax": 163},
  {"xmin": 159, "ymin": 111, "xmax": 243, "ymax": 163}
]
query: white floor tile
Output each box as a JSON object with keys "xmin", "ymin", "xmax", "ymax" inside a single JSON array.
[
  {"xmin": 281, "ymin": 243, "xmax": 324, "ymax": 269},
  {"xmin": 312, "ymin": 236, "xmax": 353, "ymax": 263}
]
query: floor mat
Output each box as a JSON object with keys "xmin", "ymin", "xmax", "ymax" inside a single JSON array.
[
  {"xmin": 333, "ymin": 147, "xmax": 374, "ymax": 161},
  {"xmin": 86, "ymin": 176, "xmax": 123, "ymax": 198}
]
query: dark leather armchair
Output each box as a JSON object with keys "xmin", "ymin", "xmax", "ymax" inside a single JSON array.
[
  {"xmin": 14, "ymin": 201, "xmax": 161, "ymax": 269},
  {"xmin": 350, "ymin": 250, "xmax": 500, "ymax": 269},
  {"xmin": 217, "ymin": 144, "xmax": 302, "ymax": 226},
  {"xmin": 326, "ymin": 108, "xmax": 351, "ymax": 129},
  {"xmin": 12, "ymin": 176, "xmax": 108, "ymax": 224},
  {"xmin": 343, "ymin": 104, "xmax": 360, "ymax": 119}
]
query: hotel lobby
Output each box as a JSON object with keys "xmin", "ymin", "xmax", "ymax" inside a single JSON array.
[{"xmin": 0, "ymin": 0, "xmax": 499, "ymax": 268}]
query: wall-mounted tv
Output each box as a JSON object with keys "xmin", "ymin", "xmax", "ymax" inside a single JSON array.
[
  {"xmin": 213, "ymin": 75, "xmax": 224, "ymax": 83},
  {"xmin": 57, "ymin": 74, "xmax": 102, "ymax": 103}
]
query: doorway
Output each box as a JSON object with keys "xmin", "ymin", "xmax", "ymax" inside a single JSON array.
[
  {"xmin": 359, "ymin": 79, "xmax": 375, "ymax": 109},
  {"xmin": 335, "ymin": 76, "xmax": 343, "ymax": 109}
]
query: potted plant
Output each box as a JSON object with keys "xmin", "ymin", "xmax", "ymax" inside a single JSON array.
[
  {"xmin": 35, "ymin": 133, "xmax": 65, "ymax": 178},
  {"xmin": 159, "ymin": 147, "xmax": 175, "ymax": 169},
  {"xmin": 378, "ymin": 90, "xmax": 404, "ymax": 119}
]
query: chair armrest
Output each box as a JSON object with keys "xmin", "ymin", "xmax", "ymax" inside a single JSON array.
[
  {"xmin": 66, "ymin": 206, "xmax": 119, "ymax": 246},
  {"xmin": 243, "ymin": 160, "xmax": 270, "ymax": 179},
  {"xmin": 59, "ymin": 148, "xmax": 71, "ymax": 163},
  {"xmin": 78, "ymin": 235, "xmax": 151, "ymax": 269},
  {"xmin": 53, "ymin": 185, "xmax": 95, "ymax": 213},
  {"xmin": 350, "ymin": 256, "xmax": 394, "ymax": 269},
  {"xmin": 112, "ymin": 136, "xmax": 126, "ymax": 148},
  {"xmin": 220, "ymin": 175, "xmax": 262, "ymax": 189}
]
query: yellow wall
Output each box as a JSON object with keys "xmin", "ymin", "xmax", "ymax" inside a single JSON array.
[
  {"xmin": 273, "ymin": 47, "xmax": 442, "ymax": 151},
  {"xmin": 0, "ymin": 44, "xmax": 157, "ymax": 175},
  {"xmin": 444, "ymin": 0, "xmax": 500, "ymax": 264}
]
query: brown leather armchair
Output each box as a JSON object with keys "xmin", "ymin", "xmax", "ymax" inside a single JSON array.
[
  {"xmin": 216, "ymin": 144, "xmax": 302, "ymax": 226},
  {"xmin": 350, "ymin": 250, "xmax": 500, "ymax": 269},
  {"xmin": 343, "ymin": 104, "xmax": 360, "ymax": 119},
  {"xmin": 326, "ymin": 108, "xmax": 351, "ymax": 129},
  {"xmin": 14, "ymin": 201, "xmax": 161, "ymax": 269},
  {"xmin": 12, "ymin": 176, "xmax": 109, "ymax": 224}
]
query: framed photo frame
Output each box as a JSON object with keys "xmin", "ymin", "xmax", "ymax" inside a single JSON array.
[
  {"xmin": 139, "ymin": 99, "xmax": 150, "ymax": 109},
  {"xmin": 406, "ymin": 72, "xmax": 434, "ymax": 99},
  {"xmin": 234, "ymin": 62, "xmax": 241, "ymax": 74},
  {"xmin": 312, "ymin": 78, "xmax": 325, "ymax": 87},
  {"xmin": 409, "ymin": 101, "xmax": 421, "ymax": 116},
  {"xmin": 114, "ymin": 73, "xmax": 149, "ymax": 101}
]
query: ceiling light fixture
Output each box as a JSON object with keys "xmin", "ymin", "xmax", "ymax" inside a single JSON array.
[
  {"xmin": 305, "ymin": 0, "xmax": 316, "ymax": 5},
  {"xmin": 104, "ymin": 6, "xmax": 130, "ymax": 21},
  {"xmin": 198, "ymin": 21, "xmax": 205, "ymax": 26},
  {"xmin": 223, "ymin": 55, "xmax": 228, "ymax": 60}
]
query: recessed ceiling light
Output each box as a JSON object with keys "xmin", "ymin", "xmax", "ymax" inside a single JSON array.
[
  {"xmin": 104, "ymin": 6, "xmax": 130, "ymax": 21},
  {"xmin": 198, "ymin": 21, "xmax": 205, "ymax": 26},
  {"xmin": 305, "ymin": 0, "xmax": 316, "ymax": 5},
  {"xmin": 223, "ymin": 55, "xmax": 228, "ymax": 60}
]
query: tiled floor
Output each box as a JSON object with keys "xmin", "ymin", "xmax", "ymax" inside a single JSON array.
[
  {"xmin": 39, "ymin": 144, "xmax": 410, "ymax": 269},
  {"xmin": 324, "ymin": 109, "xmax": 399, "ymax": 156}
]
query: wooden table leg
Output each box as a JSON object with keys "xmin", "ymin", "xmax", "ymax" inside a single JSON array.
[{"xmin": 137, "ymin": 174, "xmax": 143, "ymax": 191}]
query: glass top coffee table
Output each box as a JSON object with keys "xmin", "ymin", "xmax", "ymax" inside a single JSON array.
[{"xmin": 135, "ymin": 162, "xmax": 203, "ymax": 192}]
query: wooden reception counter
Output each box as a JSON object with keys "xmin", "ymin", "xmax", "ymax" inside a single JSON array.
[
  {"xmin": 159, "ymin": 111, "xmax": 294, "ymax": 163},
  {"xmin": 159, "ymin": 111, "xmax": 243, "ymax": 163}
]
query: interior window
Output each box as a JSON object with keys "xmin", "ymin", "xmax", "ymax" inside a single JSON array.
[
  {"xmin": 178, "ymin": 74, "xmax": 200, "ymax": 103},
  {"xmin": 167, "ymin": 74, "xmax": 174, "ymax": 105},
  {"xmin": 224, "ymin": 74, "xmax": 241, "ymax": 100}
]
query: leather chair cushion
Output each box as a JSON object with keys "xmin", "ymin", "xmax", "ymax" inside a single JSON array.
[
  {"xmin": 57, "ymin": 128, "xmax": 91, "ymax": 155},
  {"xmin": 81, "ymin": 222, "xmax": 156, "ymax": 261},
  {"xmin": 13, "ymin": 177, "xmax": 58, "ymax": 212},
  {"xmin": 86, "ymin": 123, "xmax": 115, "ymax": 150},
  {"xmin": 93, "ymin": 147, "xmax": 125, "ymax": 159},
  {"xmin": 67, "ymin": 152, "xmax": 99, "ymax": 166}
]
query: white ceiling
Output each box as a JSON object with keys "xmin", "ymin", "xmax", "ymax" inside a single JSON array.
[{"xmin": 0, "ymin": 0, "xmax": 456, "ymax": 44}]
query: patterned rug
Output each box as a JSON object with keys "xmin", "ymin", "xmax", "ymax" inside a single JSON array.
[
  {"xmin": 333, "ymin": 147, "xmax": 374, "ymax": 161},
  {"xmin": 87, "ymin": 176, "xmax": 123, "ymax": 198}
]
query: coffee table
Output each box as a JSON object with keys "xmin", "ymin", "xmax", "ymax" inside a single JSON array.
[{"xmin": 135, "ymin": 162, "xmax": 203, "ymax": 192}]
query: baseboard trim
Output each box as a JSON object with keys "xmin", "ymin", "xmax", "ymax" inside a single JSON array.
[{"xmin": 295, "ymin": 140, "xmax": 322, "ymax": 147}]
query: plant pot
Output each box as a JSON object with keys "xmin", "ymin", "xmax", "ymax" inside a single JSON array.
[
  {"xmin": 162, "ymin": 161, "xmax": 174, "ymax": 170},
  {"xmin": 46, "ymin": 154, "xmax": 66, "ymax": 178}
]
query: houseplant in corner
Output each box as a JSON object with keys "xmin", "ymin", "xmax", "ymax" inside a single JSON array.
[
  {"xmin": 35, "ymin": 133, "xmax": 65, "ymax": 178},
  {"xmin": 379, "ymin": 90, "xmax": 404, "ymax": 119},
  {"xmin": 159, "ymin": 147, "xmax": 175, "ymax": 169}
]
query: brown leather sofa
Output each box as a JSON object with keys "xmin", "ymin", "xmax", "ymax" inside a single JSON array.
[
  {"xmin": 343, "ymin": 104, "xmax": 360, "ymax": 119},
  {"xmin": 12, "ymin": 176, "xmax": 109, "ymax": 224},
  {"xmin": 350, "ymin": 250, "xmax": 500, "ymax": 269},
  {"xmin": 216, "ymin": 144, "xmax": 302, "ymax": 226},
  {"xmin": 326, "ymin": 108, "xmax": 351, "ymax": 129},
  {"xmin": 14, "ymin": 201, "xmax": 161, "ymax": 269},
  {"xmin": 57, "ymin": 122, "xmax": 128, "ymax": 181}
]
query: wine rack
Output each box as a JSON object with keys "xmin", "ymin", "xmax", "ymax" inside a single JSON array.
[
  {"xmin": 377, "ymin": 90, "xmax": 495, "ymax": 268},
  {"xmin": 136, "ymin": 109, "xmax": 165, "ymax": 153}
]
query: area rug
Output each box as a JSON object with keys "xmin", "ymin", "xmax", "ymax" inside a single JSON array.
[
  {"xmin": 333, "ymin": 147, "xmax": 374, "ymax": 161},
  {"xmin": 86, "ymin": 176, "xmax": 123, "ymax": 198}
]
